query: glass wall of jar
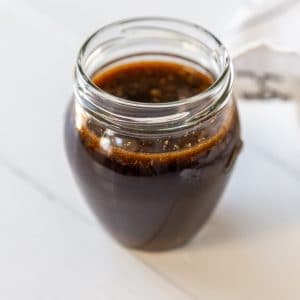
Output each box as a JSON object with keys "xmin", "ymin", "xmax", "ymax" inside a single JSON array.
[{"xmin": 65, "ymin": 17, "xmax": 242, "ymax": 251}]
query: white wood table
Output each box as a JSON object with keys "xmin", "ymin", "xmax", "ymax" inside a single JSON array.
[{"xmin": 1, "ymin": 0, "xmax": 300, "ymax": 299}]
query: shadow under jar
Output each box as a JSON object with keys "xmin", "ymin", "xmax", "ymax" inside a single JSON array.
[{"xmin": 65, "ymin": 17, "xmax": 242, "ymax": 251}]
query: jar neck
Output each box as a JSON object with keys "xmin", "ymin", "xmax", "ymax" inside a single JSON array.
[{"xmin": 73, "ymin": 17, "xmax": 233, "ymax": 134}]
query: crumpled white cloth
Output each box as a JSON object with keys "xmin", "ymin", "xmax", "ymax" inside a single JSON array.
[{"xmin": 224, "ymin": 0, "xmax": 300, "ymax": 102}]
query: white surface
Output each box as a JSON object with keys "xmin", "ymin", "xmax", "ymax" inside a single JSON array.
[{"xmin": 1, "ymin": 0, "xmax": 300, "ymax": 299}]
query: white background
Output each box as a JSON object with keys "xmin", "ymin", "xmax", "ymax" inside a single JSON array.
[{"xmin": 1, "ymin": 0, "xmax": 300, "ymax": 299}]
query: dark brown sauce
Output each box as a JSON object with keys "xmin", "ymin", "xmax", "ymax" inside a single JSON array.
[
  {"xmin": 93, "ymin": 60, "xmax": 213, "ymax": 102},
  {"xmin": 65, "ymin": 60, "xmax": 241, "ymax": 250}
]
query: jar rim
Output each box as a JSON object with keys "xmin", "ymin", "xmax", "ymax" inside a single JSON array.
[
  {"xmin": 76, "ymin": 16, "xmax": 232, "ymax": 109},
  {"xmin": 74, "ymin": 16, "xmax": 233, "ymax": 133}
]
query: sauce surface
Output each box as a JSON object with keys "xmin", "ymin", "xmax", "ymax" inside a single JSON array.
[{"xmin": 92, "ymin": 61, "xmax": 213, "ymax": 102}]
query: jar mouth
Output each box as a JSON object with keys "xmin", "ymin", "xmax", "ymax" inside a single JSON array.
[{"xmin": 74, "ymin": 16, "xmax": 233, "ymax": 132}]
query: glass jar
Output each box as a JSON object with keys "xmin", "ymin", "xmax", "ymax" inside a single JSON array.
[{"xmin": 65, "ymin": 17, "xmax": 242, "ymax": 251}]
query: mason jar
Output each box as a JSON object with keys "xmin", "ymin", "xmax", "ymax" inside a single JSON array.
[{"xmin": 65, "ymin": 17, "xmax": 242, "ymax": 251}]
